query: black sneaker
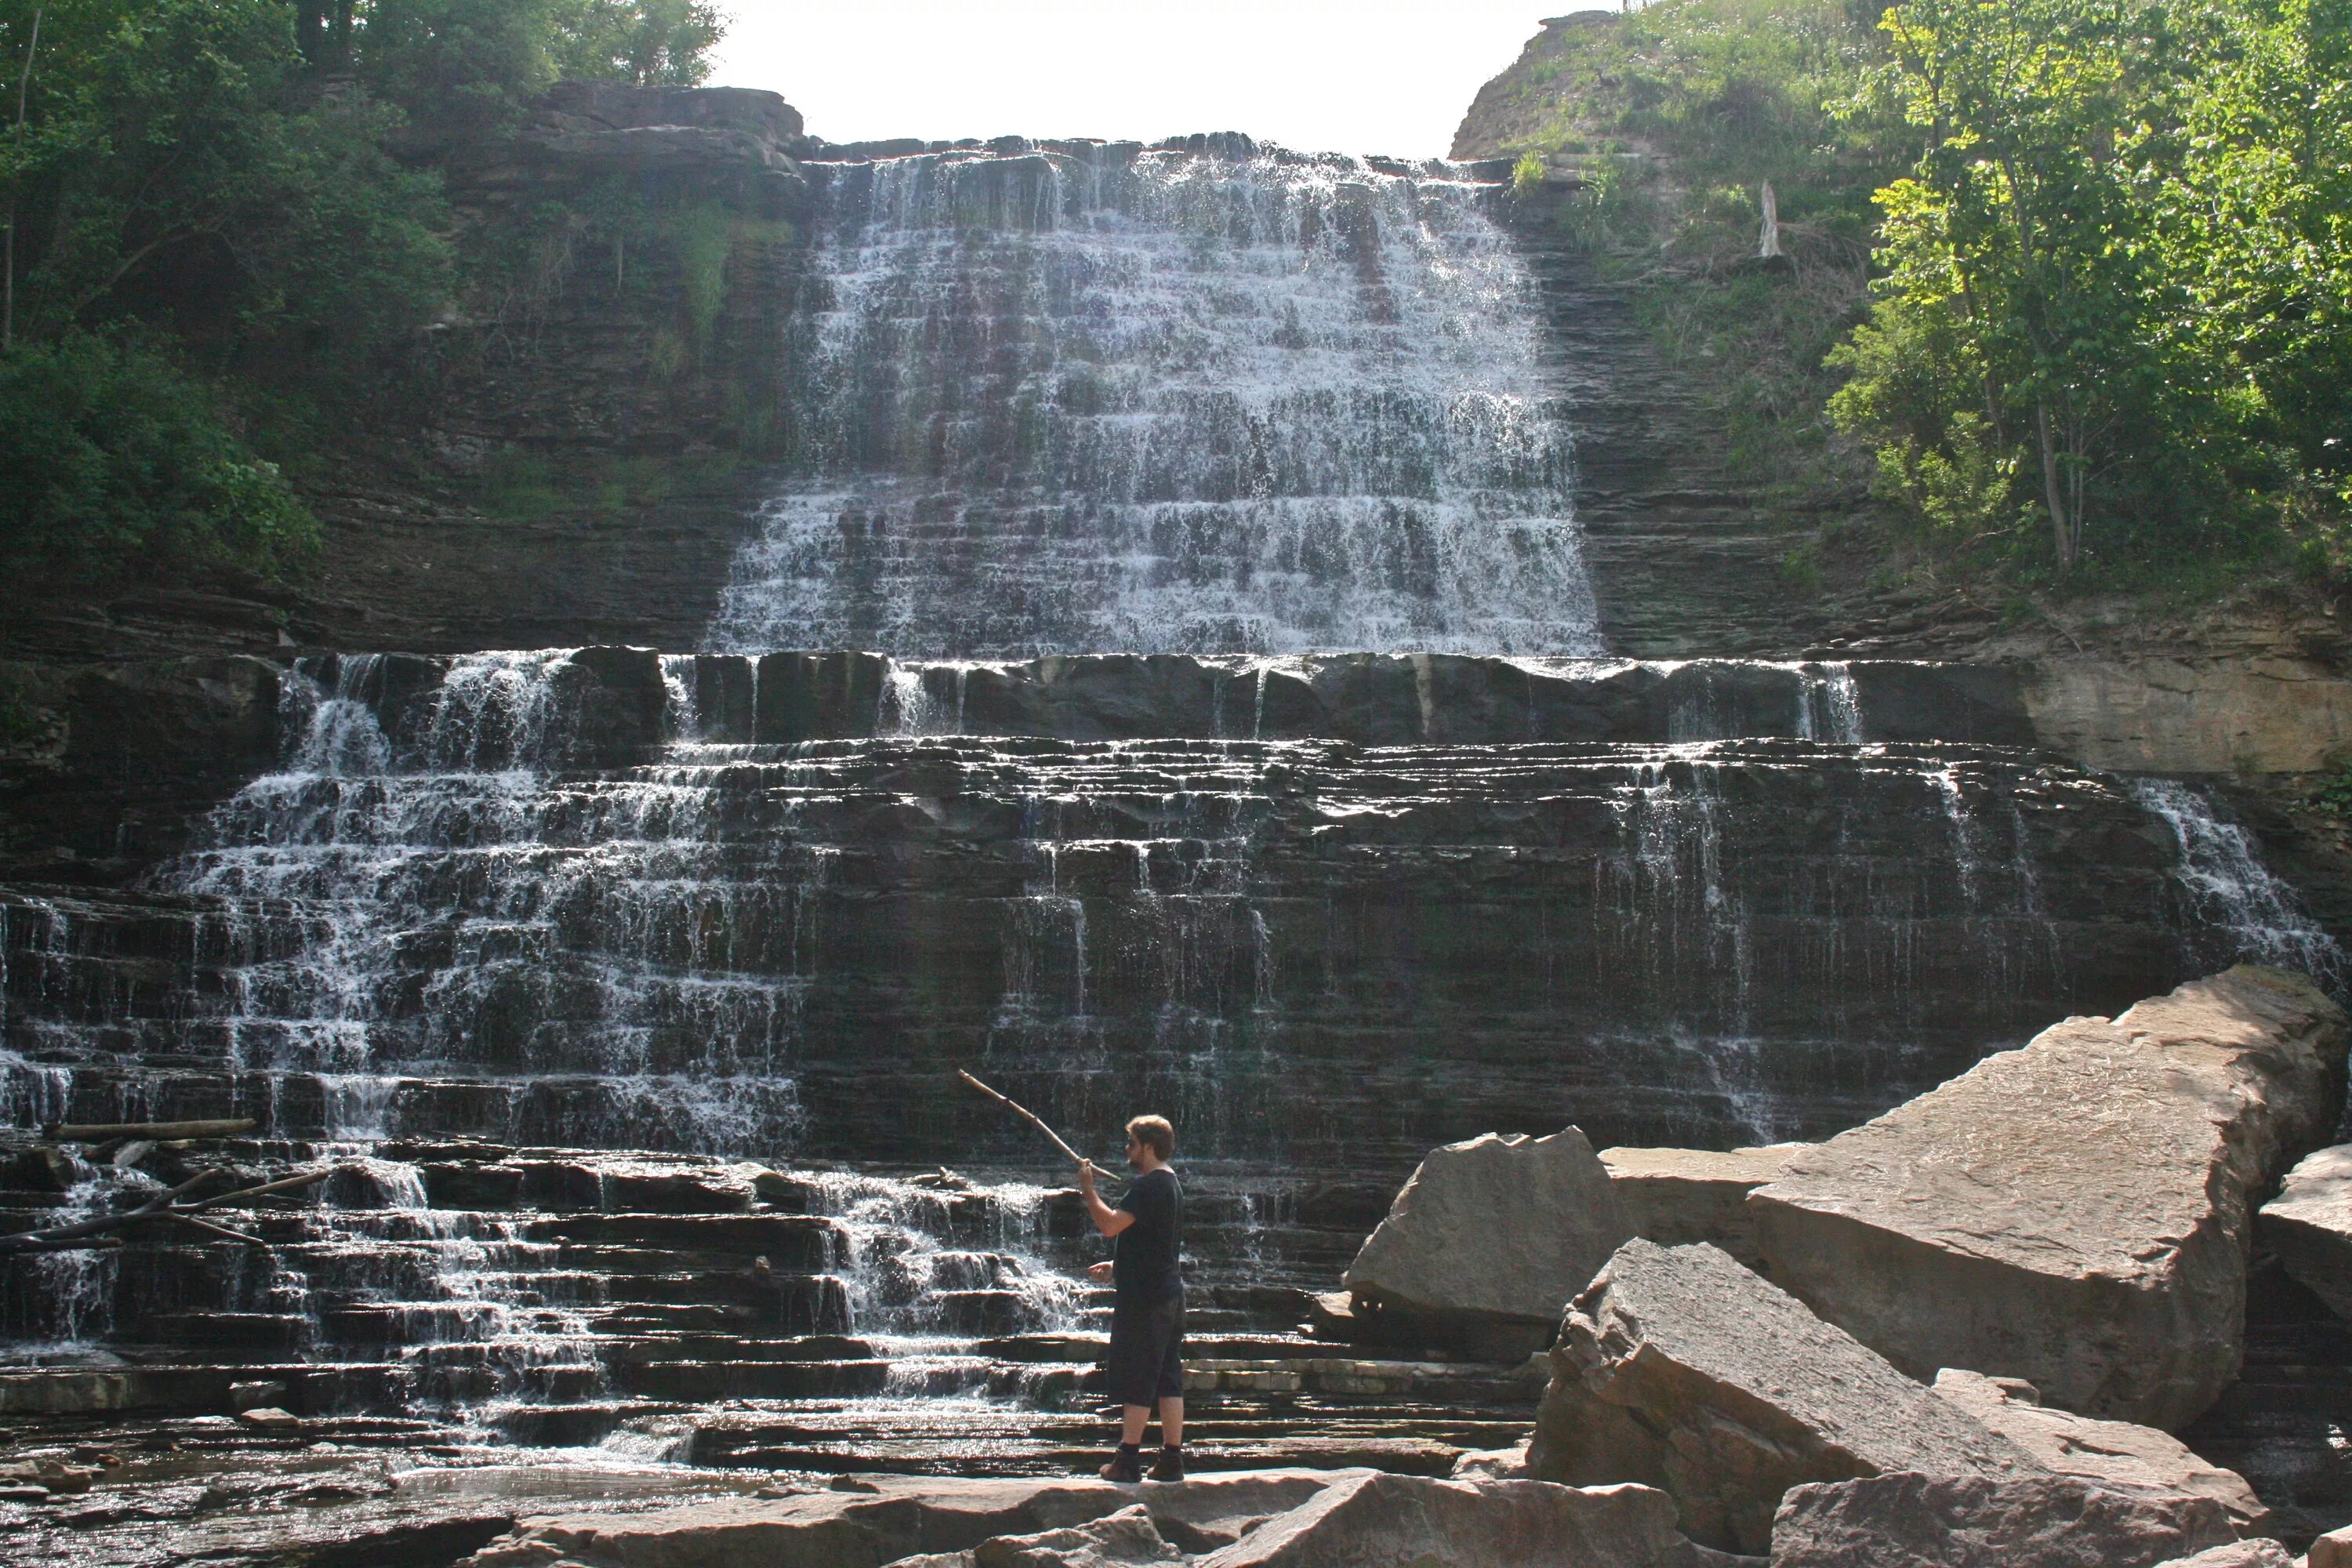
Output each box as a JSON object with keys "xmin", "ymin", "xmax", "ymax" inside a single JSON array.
[
  {"xmin": 1100, "ymin": 1447, "xmax": 1143, "ymax": 1483},
  {"xmin": 1148, "ymin": 1447, "xmax": 1184, "ymax": 1483}
]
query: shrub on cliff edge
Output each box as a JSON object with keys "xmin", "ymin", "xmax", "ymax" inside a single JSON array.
[{"xmin": 0, "ymin": 332, "xmax": 318, "ymax": 580}]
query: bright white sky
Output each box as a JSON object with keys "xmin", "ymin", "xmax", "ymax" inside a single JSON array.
[{"xmin": 708, "ymin": 2, "xmax": 1564, "ymax": 161}]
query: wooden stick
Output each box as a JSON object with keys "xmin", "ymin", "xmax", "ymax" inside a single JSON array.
[
  {"xmin": 45, "ymin": 1119, "xmax": 256, "ymax": 1142},
  {"xmin": 955, "ymin": 1070, "xmax": 1107, "ymax": 1177}
]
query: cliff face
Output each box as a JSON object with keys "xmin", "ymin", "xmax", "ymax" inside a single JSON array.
[{"xmin": 0, "ymin": 83, "xmax": 816, "ymax": 666}]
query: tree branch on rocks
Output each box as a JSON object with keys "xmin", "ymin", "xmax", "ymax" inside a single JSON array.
[{"xmin": 0, "ymin": 1163, "xmax": 339, "ymax": 1254}]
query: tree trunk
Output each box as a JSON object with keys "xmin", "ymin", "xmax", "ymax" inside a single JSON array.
[{"xmin": 2036, "ymin": 402, "xmax": 2074, "ymax": 570}]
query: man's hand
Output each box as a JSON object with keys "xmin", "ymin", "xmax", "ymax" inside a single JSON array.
[
  {"xmin": 1087, "ymin": 1261, "xmax": 1113, "ymax": 1283},
  {"xmin": 1076, "ymin": 1160, "xmax": 1097, "ymax": 1196}
]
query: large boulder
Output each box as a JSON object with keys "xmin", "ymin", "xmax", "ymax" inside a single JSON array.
[
  {"xmin": 1928, "ymin": 1370, "xmax": 2267, "ymax": 1530},
  {"xmin": 2259, "ymin": 1143, "xmax": 2352, "ymax": 1319},
  {"xmin": 1769, "ymin": 1472, "xmax": 2238, "ymax": 1568},
  {"xmin": 1343, "ymin": 1129, "xmax": 1632, "ymax": 1358},
  {"xmin": 1751, "ymin": 966, "xmax": 2349, "ymax": 1428},
  {"xmin": 1194, "ymin": 1472, "xmax": 1708, "ymax": 1568},
  {"xmin": 1529, "ymin": 1239, "xmax": 2038, "ymax": 1555},
  {"xmin": 1598, "ymin": 1145, "xmax": 1809, "ymax": 1274}
]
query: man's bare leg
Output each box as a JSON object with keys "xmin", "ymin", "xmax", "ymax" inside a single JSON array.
[
  {"xmin": 1158, "ymin": 1397, "xmax": 1183, "ymax": 1446},
  {"xmin": 1122, "ymin": 1403, "xmax": 1151, "ymax": 1446}
]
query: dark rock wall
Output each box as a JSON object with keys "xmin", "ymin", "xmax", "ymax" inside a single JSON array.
[{"xmin": 3, "ymin": 651, "xmax": 2330, "ymax": 1181}]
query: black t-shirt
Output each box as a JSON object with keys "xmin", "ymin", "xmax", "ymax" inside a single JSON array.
[{"xmin": 1113, "ymin": 1167, "xmax": 1183, "ymax": 1302}]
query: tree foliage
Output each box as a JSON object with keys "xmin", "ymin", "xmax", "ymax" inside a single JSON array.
[
  {"xmin": 0, "ymin": 0, "xmax": 725, "ymax": 583},
  {"xmin": 1831, "ymin": 0, "xmax": 2352, "ymax": 578},
  {"xmin": 0, "ymin": 331, "xmax": 317, "ymax": 575}
]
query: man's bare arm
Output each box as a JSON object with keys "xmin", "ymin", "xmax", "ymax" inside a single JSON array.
[{"xmin": 1077, "ymin": 1161, "xmax": 1134, "ymax": 1236}]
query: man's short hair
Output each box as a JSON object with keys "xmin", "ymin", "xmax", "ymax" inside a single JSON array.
[{"xmin": 1126, "ymin": 1115, "xmax": 1174, "ymax": 1160}]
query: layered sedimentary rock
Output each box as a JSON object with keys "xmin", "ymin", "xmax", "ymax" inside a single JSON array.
[
  {"xmin": 11, "ymin": 648, "xmax": 2324, "ymax": 1178},
  {"xmin": 1750, "ymin": 966, "xmax": 2350, "ymax": 1428},
  {"xmin": 1529, "ymin": 1240, "xmax": 2037, "ymax": 1554},
  {"xmin": 2259, "ymin": 1144, "xmax": 2352, "ymax": 1319},
  {"xmin": 1769, "ymin": 1474, "xmax": 2238, "ymax": 1568},
  {"xmin": 1597, "ymin": 1146, "xmax": 1806, "ymax": 1274},
  {"xmin": 1342, "ymin": 1130, "xmax": 1632, "ymax": 1357},
  {"xmin": 1927, "ymin": 1370, "xmax": 2267, "ymax": 1529}
]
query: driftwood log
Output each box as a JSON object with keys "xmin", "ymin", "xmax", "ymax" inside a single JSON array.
[
  {"xmin": 43, "ymin": 1118, "xmax": 257, "ymax": 1142},
  {"xmin": 0, "ymin": 1164, "xmax": 338, "ymax": 1254}
]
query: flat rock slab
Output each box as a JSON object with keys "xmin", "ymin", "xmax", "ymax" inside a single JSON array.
[
  {"xmin": 1196, "ymin": 1473, "xmax": 1700, "ymax": 1568},
  {"xmin": 1751, "ymin": 966, "xmax": 2349, "ymax": 1428},
  {"xmin": 1344, "ymin": 1129, "xmax": 1632, "ymax": 1356},
  {"xmin": 1598, "ymin": 1145, "xmax": 1809, "ymax": 1274},
  {"xmin": 1530, "ymin": 1239, "xmax": 2038, "ymax": 1555},
  {"xmin": 1928, "ymin": 1369, "xmax": 2267, "ymax": 1530},
  {"xmin": 2259, "ymin": 1142, "xmax": 2352, "ymax": 1319},
  {"xmin": 462, "ymin": 1471, "xmax": 1356, "ymax": 1568},
  {"xmin": 1769, "ymin": 1472, "xmax": 2239, "ymax": 1568}
]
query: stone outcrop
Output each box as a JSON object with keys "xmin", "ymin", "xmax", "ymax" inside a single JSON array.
[
  {"xmin": 2021, "ymin": 656, "xmax": 2352, "ymax": 775},
  {"xmin": 1768, "ymin": 1473, "xmax": 2239, "ymax": 1568},
  {"xmin": 1597, "ymin": 1146, "xmax": 1808, "ymax": 1274},
  {"xmin": 1529, "ymin": 1240, "xmax": 2038, "ymax": 1554},
  {"xmin": 1343, "ymin": 1131, "xmax": 1632, "ymax": 1358},
  {"xmin": 1927, "ymin": 1370, "xmax": 2267, "ymax": 1530},
  {"xmin": 506, "ymin": 82, "xmax": 815, "ymax": 217},
  {"xmin": 1193, "ymin": 1473, "xmax": 1702, "ymax": 1568},
  {"xmin": 1750, "ymin": 966, "xmax": 2350, "ymax": 1428},
  {"xmin": 2259, "ymin": 1143, "xmax": 2352, "ymax": 1319}
]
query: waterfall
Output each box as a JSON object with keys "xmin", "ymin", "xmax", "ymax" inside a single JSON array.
[
  {"xmin": 705, "ymin": 141, "xmax": 1599, "ymax": 658},
  {"xmin": 166, "ymin": 652, "xmax": 813, "ymax": 1152},
  {"xmin": 2130, "ymin": 779, "xmax": 2344, "ymax": 985}
]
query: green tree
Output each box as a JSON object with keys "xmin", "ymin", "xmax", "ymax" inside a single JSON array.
[
  {"xmin": 1849, "ymin": 0, "xmax": 2187, "ymax": 570},
  {"xmin": 2155, "ymin": 0, "xmax": 2352, "ymax": 510},
  {"xmin": 0, "ymin": 331, "xmax": 317, "ymax": 576}
]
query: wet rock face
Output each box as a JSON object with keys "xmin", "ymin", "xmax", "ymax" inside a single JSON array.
[
  {"xmin": 1751, "ymin": 966, "xmax": 2351, "ymax": 1429},
  {"xmin": 4, "ymin": 649, "xmax": 2331, "ymax": 1174},
  {"xmin": 1768, "ymin": 1472, "xmax": 2238, "ymax": 1568},
  {"xmin": 1342, "ymin": 1130, "xmax": 1631, "ymax": 1356},
  {"xmin": 1530, "ymin": 1240, "xmax": 2038, "ymax": 1555}
]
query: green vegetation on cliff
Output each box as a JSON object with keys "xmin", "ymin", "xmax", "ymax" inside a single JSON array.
[
  {"xmin": 0, "ymin": 0, "xmax": 726, "ymax": 583},
  {"xmin": 1462, "ymin": 0, "xmax": 2352, "ymax": 597}
]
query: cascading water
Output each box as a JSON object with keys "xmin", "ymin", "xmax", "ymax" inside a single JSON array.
[
  {"xmin": 705, "ymin": 140, "xmax": 1600, "ymax": 658},
  {"xmin": 2, "ymin": 143, "xmax": 2346, "ymax": 1494}
]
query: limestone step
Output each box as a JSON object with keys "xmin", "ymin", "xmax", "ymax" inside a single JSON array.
[
  {"xmin": 521, "ymin": 1213, "xmax": 845, "ymax": 1264},
  {"xmin": 605, "ymin": 1356, "xmax": 891, "ymax": 1401},
  {"xmin": 594, "ymin": 1333, "xmax": 878, "ymax": 1365}
]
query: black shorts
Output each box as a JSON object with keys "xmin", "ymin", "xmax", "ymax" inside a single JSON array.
[{"xmin": 1105, "ymin": 1291, "xmax": 1185, "ymax": 1406}]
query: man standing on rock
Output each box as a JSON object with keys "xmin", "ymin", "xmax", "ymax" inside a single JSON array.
[{"xmin": 1078, "ymin": 1114, "xmax": 1185, "ymax": 1483}]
